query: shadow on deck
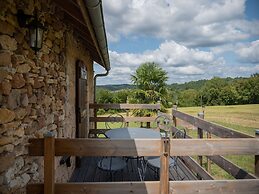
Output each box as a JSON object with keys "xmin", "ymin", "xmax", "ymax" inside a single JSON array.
[{"xmin": 70, "ymin": 157, "xmax": 197, "ymax": 182}]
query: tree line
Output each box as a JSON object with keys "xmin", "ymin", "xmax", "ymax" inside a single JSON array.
[{"xmin": 96, "ymin": 63, "xmax": 259, "ymax": 108}]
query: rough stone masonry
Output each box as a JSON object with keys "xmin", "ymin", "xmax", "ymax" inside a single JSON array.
[{"xmin": 0, "ymin": 0, "xmax": 93, "ymax": 193}]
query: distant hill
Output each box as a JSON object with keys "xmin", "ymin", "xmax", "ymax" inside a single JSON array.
[
  {"xmin": 96, "ymin": 84, "xmax": 135, "ymax": 91},
  {"xmin": 97, "ymin": 77, "xmax": 245, "ymax": 91},
  {"xmin": 169, "ymin": 79, "xmax": 208, "ymax": 91}
]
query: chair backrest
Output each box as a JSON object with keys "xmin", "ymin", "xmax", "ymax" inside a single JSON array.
[{"xmin": 105, "ymin": 113, "xmax": 126, "ymax": 129}]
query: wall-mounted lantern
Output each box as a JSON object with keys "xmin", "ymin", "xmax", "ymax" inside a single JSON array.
[{"xmin": 17, "ymin": 9, "xmax": 44, "ymax": 53}]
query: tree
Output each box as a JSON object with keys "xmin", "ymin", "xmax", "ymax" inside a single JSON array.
[
  {"xmin": 131, "ymin": 62, "xmax": 169, "ymax": 110},
  {"xmin": 131, "ymin": 62, "xmax": 168, "ymax": 95}
]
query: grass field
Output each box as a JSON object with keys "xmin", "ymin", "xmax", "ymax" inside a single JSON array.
[{"xmin": 177, "ymin": 104, "xmax": 259, "ymax": 179}]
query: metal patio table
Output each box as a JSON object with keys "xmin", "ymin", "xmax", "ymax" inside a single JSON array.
[
  {"xmin": 104, "ymin": 127, "xmax": 162, "ymax": 181},
  {"xmin": 105, "ymin": 127, "xmax": 161, "ymax": 139}
]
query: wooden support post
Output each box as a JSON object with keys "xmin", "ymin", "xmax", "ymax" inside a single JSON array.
[
  {"xmin": 94, "ymin": 106, "xmax": 97, "ymax": 130},
  {"xmin": 255, "ymin": 129, "xmax": 259, "ymax": 177},
  {"xmin": 203, "ymin": 109, "xmax": 211, "ymax": 173},
  {"xmin": 206, "ymin": 131, "xmax": 212, "ymax": 174},
  {"xmin": 126, "ymin": 98, "xmax": 129, "ymax": 127},
  {"xmin": 172, "ymin": 105, "xmax": 177, "ymax": 127},
  {"xmin": 44, "ymin": 132, "xmax": 55, "ymax": 194},
  {"xmin": 197, "ymin": 112, "xmax": 204, "ymax": 179},
  {"xmin": 160, "ymin": 138, "xmax": 169, "ymax": 194}
]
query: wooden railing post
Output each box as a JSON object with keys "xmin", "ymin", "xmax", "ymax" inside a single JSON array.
[
  {"xmin": 94, "ymin": 106, "xmax": 97, "ymax": 130},
  {"xmin": 206, "ymin": 131, "xmax": 212, "ymax": 173},
  {"xmin": 160, "ymin": 138, "xmax": 169, "ymax": 194},
  {"xmin": 202, "ymin": 108, "xmax": 211, "ymax": 174},
  {"xmin": 172, "ymin": 105, "xmax": 177, "ymax": 127},
  {"xmin": 44, "ymin": 132, "xmax": 55, "ymax": 194},
  {"xmin": 126, "ymin": 98, "xmax": 129, "ymax": 127},
  {"xmin": 197, "ymin": 112, "xmax": 204, "ymax": 178},
  {"xmin": 255, "ymin": 129, "xmax": 259, "ymax": 177}
]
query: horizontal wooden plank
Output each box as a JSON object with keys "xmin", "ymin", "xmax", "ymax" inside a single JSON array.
[
  {"xmin": 180, "ymin": 156, "xmax": 214, "ymax": 180},
  {"xmin": 27, "ymin": 182, "xmax": 160, "ymax": 194},
  {"xmin": 89, "ymin": 103, "xmax": 161, "ymax": 110},
  {"xmin": 27, "ymin": 180, "xmax": 259, "ymax": 194},
  {"xmin": 170, "ymin": 179, "xmax": 259, "ymax": 194},
  {"xmin": 208, "ymin": 156, "xmax": 257, "ymax": 179},
  {"xmin": 29, "ymin": 138, "xmax": 161, "ymax": 157},
  {"xmin": 170, "ymin": 139, "xmax": 259, "ymax": 156},
  {"xmin": 29, "ymin": 138, "xmax": 259, "ymax": 157},
  {"xmin": 173, "ymin": 110, "xmax": 253, "ymax": 138},
  {"xmin": 172, "ymin": 126, "xmax": 255, "ymax": 179},
  {"xmin": 90, "ymin": 116, "xmax": 157, "ymax": 123}
]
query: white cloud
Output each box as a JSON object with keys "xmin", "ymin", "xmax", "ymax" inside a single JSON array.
[
  {"xmin": 102, "ymin": 40, "xmax": 224, "ymax": 84},
  {"xmin": 103, "ymin": 0, "xmax": 254, "ymax": 46},
  {"xmin": 236, "ymin": 40, "xmax": 259, "ymax": 63}
]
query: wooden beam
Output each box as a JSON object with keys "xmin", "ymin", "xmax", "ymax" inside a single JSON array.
[
  {"xmin": 53, "ymin": 0, "xmax": 85, "ymax": 26},
  {"xmin": 172, "ymin": 126, "xmax": 255, "ymax": 179},
  {"xmin": 160, "ymin": 139, "xmax": 170, "ymax": 194},
  {"xmin": 208, "ymin": 156, "xmax": 256, "ymax": 179},
  {"xmin": 255, "ymin": 129, "xmax": 259, "ymax": 177},
  {"xmin": 173, "ymin": 110, "xmax": 253, "ymax": 138},
  {"xmin": 27, "ymin": 182, "xmax": 160, "ymax": 194},
  {"xmin": 89, "ymin": 103, "xmax": 161, "ymax": 110},
  {"xmin": 180, "ymin": 156, "xmax": 214, "ymax": 180},
  {"xmin": 27, "ymin": 180, "xmax": 259, "ymax": 194},
  {"xmin": 90, "ymin": 116, "xmax": 157, "ymax": 123},
  {"xmin": 170, "ymin": 139, "xmax": 259, "ymax": 156},
  {"xmin": 29, "ymin": 138, "xmax": 162, "ymax": 157},
  {"xmin": 29, "ymin": 138, "xmax": 259, "ymax": 157},
  {"xmin": 197, "ymin": 113, "xmax": 204, "ymax": 170},
  {"xmin": 170, "ymin": 179, "xmax": 259, "ymax": 194},
  {"xmin": 44, "ymin": 134, "xmax": 55, "ymax": 194}
]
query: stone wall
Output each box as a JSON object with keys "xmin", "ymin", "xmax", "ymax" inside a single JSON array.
[{"xmin": 0, "ymin": 0, "xmax": 94, "ymax": 193}]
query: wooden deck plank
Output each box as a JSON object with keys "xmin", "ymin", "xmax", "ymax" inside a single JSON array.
[{"xmin": 69, "ymin": 157, "xmax": 191, "ymax": 183}]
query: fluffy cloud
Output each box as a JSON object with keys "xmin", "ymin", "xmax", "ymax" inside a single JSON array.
[
  {"xmin": 103, "ymin": 0, "xmax": 255, "ymax": 47},
  {"xmin": 236, "ymin": 40, "xmax": 259, "ymax": 63},
  {"xmin": 103, "ymin": 41, "xmax": 224, "ymax": 84}
]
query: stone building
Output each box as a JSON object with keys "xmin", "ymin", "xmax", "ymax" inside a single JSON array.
[{"xmin": 0, "ymin": 0, "xmax": 110, "ymax": 193}]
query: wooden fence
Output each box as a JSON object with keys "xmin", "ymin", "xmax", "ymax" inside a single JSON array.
[
  {"xmin": 172, "ymin": 107, "xmax": 258, "ymax": 179},
  {"xmin": 89, "ymin": 103, "xmax": 161, "ymax": 136},
  {"xmin": 27, "ymin": 135, "xmax": 259, "ymax": 194}
]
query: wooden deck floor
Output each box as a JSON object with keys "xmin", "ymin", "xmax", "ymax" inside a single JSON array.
[{"xmin": 70, "ymin": 157, "xmax": 197, "ymax": 182}]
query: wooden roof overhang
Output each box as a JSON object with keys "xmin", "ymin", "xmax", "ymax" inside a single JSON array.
[{"xmin": 53, "ymin": 0, "xmax": 109, "ymax": 69}]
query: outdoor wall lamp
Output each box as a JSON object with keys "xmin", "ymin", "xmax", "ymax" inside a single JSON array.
[{"xmin": 17, "ymin": 9, "xmax": 44, "ymax": 53}]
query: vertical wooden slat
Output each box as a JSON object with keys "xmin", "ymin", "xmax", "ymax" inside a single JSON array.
[
  {"xmin": 126, "ymin": 98, "xmax": 129, "ymax": 127},
  {"xmin": 197, "ymin": 112, "xmax": 204, "ymax": 167},
  {"xmin": 160, "ymin": 139, "xmax": 169, "ymax": 194},
  {"xmin": 44, "ymin": 132, "xmax": 55, "ymax": 194},
  {"xmin": 172, "ymin": 105, "xmax": 177, "ymax": 127},
  {"xmin": 206, "ymin": 131, "xmax": 212, "ymax": 173},
  {"xmin": 255, "ymin": 129, "xmax": 259, "ymax": 177}
]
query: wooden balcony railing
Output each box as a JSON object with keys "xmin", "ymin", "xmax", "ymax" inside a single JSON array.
[
  {"xmin": 27, "ymin": 135, "xmax": 259, "ymax": 194},
  {"xmin": 89, "ymin": 103, "xmax": 161, "ymax": 135},
  {"xmin": 172, "ymin": 106, "xmax": 258, "ymax": 180}
]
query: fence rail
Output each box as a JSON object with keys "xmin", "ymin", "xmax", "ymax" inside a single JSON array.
[
  {"xmin": 27, "ymin": 106, "xmax": 259, "ymax": 194},
  {"xmin": 171, "ymin": 126, "xmax": 257, "ymax": 179},
  {"xmin": 90, "ymin": 103, "xmax": 161, "ymax": 110},
  {"xmin": 27, "ymin": 179, "xmax": 259, "ymax": 194},
  {"xmin": 27, "ymin": 136, "xmax": 259, "ymax": 194},
  {"xmin": 172, "ymin": 109, "xmax": 253, "ymax": 138}
]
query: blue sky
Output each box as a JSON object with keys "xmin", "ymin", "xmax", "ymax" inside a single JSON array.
[{"xmin": 95, "ymin": 0, "xmax": 259, "ymax": 85}]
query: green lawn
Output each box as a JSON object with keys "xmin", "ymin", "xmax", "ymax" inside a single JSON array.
[{"xmin": 177, "ymin": 104, "xmax": 259, "ymax": 179}]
